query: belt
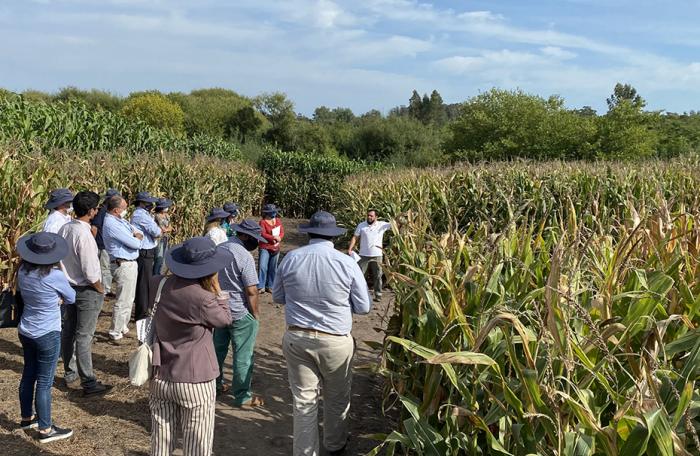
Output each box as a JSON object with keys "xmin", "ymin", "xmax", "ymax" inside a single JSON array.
[
  {"xmin": 287, "ymin": 325, "xmax": 346, "ymax": 337},
  {"xmin": 111, "ymin": 258, "xmax": 136, "ymax": 265}
]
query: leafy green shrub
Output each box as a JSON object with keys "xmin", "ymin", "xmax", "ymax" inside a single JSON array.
[{"xmin": 121, "ymin": 92, "xmax": 185, "ymax": 134}]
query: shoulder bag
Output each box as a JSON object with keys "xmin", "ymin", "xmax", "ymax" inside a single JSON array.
[{"xmin": 128, "ymin": 276, "xmax": 168, "ymax": 386}]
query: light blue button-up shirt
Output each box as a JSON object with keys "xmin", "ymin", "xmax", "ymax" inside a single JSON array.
[
  {"xmin": 272, "ymin": 239, "xmax": 372, "ymax": 335},
  {"xmin": 219, "ymin": 237, "xmax": 258, "ymax": 321},
  {"xmin": 131, "ymin": 207, "xmax": 161, "ymax": 250},
  {"xmin": 18, "ymin": 267, "xmax": 76, "ymax": 339},
  {"xmin": 103, "ymin": 213, "xmax": 142, "ymax": 260}
]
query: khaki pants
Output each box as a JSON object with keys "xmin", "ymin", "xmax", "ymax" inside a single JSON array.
[
  {"xmin": 109, "ymin": 260, "xmax": 137, "ymax": 339},
  {"xmin": 282, "ymin": 330, "xmax": 354, "ymax": 456},
  {"xmin": 150, "ymin": 378, "xmax": 216, "ymax": 456},
  {"xmin": 99, "ymin": 249, "xmax": 113, "ymax": 293}
]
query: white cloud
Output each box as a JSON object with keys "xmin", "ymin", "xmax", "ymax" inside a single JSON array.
[{"xmin": 540, "ymin": 46, "xmax": 577, "ymax": 60}]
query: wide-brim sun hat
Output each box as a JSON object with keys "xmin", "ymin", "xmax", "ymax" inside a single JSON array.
[
  {"xmin": 44, "ymin": 188, "xmax": 74, "ymax": 210},
  {"xmin": 261, "ymin": 203, "xmax": 278, "ymax": 214},
  {"xmin": 206, "ymin": 207, "xmax": 230, "ymax": 222},
  {"xmin": 223, "ymin": 202, "xmax": 239, "ymax": 215},
  {"xmin": 133, "ymin": 191, "xmax": 158, "ymax": 204},
  {"xmin": 298, "ymin": 210, "xmax": 346, "ymax": 237},
  {"xmin": 16, "ymin": 232, "xmax": 69, "ymax": 265},
  {"xmin": 233, "ymin": 219, "xmax": 268, "ymax": 243},
  {"xmin": 155, "ymin": 198, "xmax": 173, "ymax": 210},
  {"xmin": 165, "ymin": 236, "xmax": 234, "ymax": 279}
]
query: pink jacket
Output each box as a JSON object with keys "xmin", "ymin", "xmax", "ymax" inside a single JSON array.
[{"xmin": 148, "ymin": 275, "xmax": 232, "ymax": 383}]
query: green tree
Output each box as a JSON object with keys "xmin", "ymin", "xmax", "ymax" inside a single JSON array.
[
  {"xmin": 21, "ymin": 90, "xmax": 52, "ymax": 103},
  {"xmin": 597, "ymin": 100, "xmax": 659, "ymax": 159},
  {"xmin": 121, "ymin": 93, "xmax": 185, "ymax": 134},
  {"xmin": 255, "ymin": 92, "xmax": 296, "ymax": 150},
  {"xmin": 427, "ymin": 90, "xmax": 447, "ymax": 125},
  {"xmin": 408, "ymin": 90, "xmax": 423, "ymax": 120},
  {"xmin": 227, "ymin": 106, "xmax": 263, "ymax": 143},
  {"xmin": 606, "ymin": 83, "xmax": 645, "ymax": 111},
  {"xmin": 445, "ymin": 89, "xmax": 597, "ymax": 161}
]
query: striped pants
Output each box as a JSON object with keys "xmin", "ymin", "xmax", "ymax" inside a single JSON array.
[{"xmin": 149, "ymin": 377, "xmax": 216, "ymax": 456}]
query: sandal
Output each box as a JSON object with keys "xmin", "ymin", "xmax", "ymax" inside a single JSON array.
[
  {"xmin": 216, "ymin": 383, "xmax": 231, "ymax": 395},
  {"xmin": 237, "ymin": 395, "xmax": 265, "ymax": 408}
]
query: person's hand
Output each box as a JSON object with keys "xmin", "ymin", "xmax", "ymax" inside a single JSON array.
[
  {"xmin": 134, "ymin": 232, "xmax": 144, "ymax": 240},
  {"xmin": 347, "ymin": 249, "xmax": 353, "ymax": 255},
  {"xmin": 273, "ymin": 236, "xmax": 281, "ymax": 242}
]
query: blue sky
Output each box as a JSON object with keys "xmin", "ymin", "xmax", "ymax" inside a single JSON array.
[{"xmin": 2, "ymin": 0, "xmax": 700, "ymax": 115}]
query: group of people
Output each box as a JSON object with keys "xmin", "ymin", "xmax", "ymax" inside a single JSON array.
[{"xmin": 14, "ymin": 186, "xmax": 394, "ymax": 456}]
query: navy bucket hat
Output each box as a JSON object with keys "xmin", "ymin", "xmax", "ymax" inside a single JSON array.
[
  {"xmin": 134, "ymin": 191, "xmax": 158, "ymax": 204},
  {"xmin": 44, "ymin": 188, "xmax": 74, "ymax": 210},
  {"xmin": 16, "ymin": 232, "xmax": 69, "ymax": 265},
  {"xmin": 165, "ymin": 237, "xmax": 234, "ymax": 279},
  {"xmin": 233, "ymin": 219, "xmax": 268, "ymax": 243},
  {"xmin": 223, "ymin": 202, "xmax": 239, "ymax": 216},
  {"xmin": 261, "ymin": 204, "xmax": 279, "ymax": 215},
  {"xmin": 155, "ymin": 198, "xmax": 173, "ymax": 210},
  {"xmin": 103, "ymin": 188, "xmax": 120, "ymax": 202},
  {"xmin": 206, "ymin": 207, "xmax": 230, "ymax": 223},
  {"xmin": 298, "ymin": 211, "xmax": 346, "ymax": 237}
]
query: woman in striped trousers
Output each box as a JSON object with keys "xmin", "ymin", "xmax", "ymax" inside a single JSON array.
[{"xmin": 148, "ymin": 237, "xmax": 234, "ymax": 456}]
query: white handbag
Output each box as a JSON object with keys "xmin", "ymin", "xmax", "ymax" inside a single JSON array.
[{"xmin": 128, "ymin": 277, "xmax": 168, "ymax": 387}]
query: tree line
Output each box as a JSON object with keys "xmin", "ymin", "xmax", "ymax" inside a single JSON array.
[{"xmin": 2, "ymin": 83, "xmax": 699, "ymax": 164}]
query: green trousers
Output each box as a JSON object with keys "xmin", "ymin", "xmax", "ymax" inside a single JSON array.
[{"xmin": 213, "ymin": 313, "xmax": 259, "ymax": 406}]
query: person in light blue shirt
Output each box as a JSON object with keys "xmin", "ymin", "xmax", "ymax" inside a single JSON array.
[
  {"xmin": 272, "ymin": 211, "xmax": 371, "ymax": 456},
  {"xmin": 15, "ymin": 232, "xmax": 76, "ymax": 442},
  {"xmin": 130, "ymin": 191, "xmax": 161, "ymax": 321},
  {"xmin": 102, "ymin": 195, "xmax": 143, "ymax": 341}
]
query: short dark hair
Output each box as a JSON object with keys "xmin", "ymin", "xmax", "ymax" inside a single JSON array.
[
  {"xmin": 72, "ymin": 191, "xmax": 100, "ymax": 217},
  {"xmin": 106, "ymin": 195, "xmax": 124, "ymax": 212},
  {"xmin": 367, "ymin": 209, "xmax": 378, "ymax": 216}
]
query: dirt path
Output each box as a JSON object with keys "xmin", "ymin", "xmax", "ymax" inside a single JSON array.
[{"xmin": 0, "ymin": 219, "xmax": 394, "ymax": 455}]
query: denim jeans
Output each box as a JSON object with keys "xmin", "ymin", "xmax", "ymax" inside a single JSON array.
[
  {"xmin": 213, "ymin": 313, "xmax": 260, "ymax": 405},
  {"xmin": 62, "ymin": 287, "xmax": 104, "ymax": 389},
  {"xmin": 258, "ymin": 249, "xmax": 279, "ymax": 290},
  {"xmin": 19, "ymin": 330, "xmax": 61, "ymax": 431}
]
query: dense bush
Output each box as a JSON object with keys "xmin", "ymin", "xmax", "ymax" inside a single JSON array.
[{"xmin": 121, "ymin": 92, "xmax": 185, "ymax": 134}]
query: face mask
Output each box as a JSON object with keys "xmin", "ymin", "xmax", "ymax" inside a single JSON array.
[
  {"xmin": 120, "ymin": 210, "xmax": 128, "ymax": 218},
  {"xmin": 66, "ymin": 207, "xmax": 74, "ymax": 214},
  {"xmin": 243, "ymin": 238, "xmax": 258, "ymax": 251}
]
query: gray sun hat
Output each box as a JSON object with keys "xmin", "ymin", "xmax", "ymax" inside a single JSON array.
[
  {"xmin": 233, "ymin": 219, "xmax": 268, "ymax": 243},
  {"xmin": 298, "ymin": 210, "xmax": 346, "ymax": 237},
  {"xmin": 16, "ymin": 232, "xmax": 69, "ymax": 265},
  {"xmin": 206, "ymin": 207, "xmax": 230, "ymax": 222},
  {"xmin": 223, "ymin": 202, "xmax": 239, "ymax": 215},
  {"xmin": 44, "ymin": 188, "xmax": 74, "ymax": 210},
  {"xmin": 165, "ymin": 237, "xmax": 234, "ymax": 279},
  {"xmin": 133, "ymin": 191, "xmax": 158, "ymax": 204}
]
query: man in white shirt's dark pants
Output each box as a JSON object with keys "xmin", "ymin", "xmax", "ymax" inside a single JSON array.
[
  {"xmin": 273, "ymin": 211, "xmax": 371, "ymax": 456},
  {"xmin": 347, "ymin": 209, "xmax": 391, "ymax": 302}
]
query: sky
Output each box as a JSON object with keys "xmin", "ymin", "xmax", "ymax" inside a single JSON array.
[{"xmin": 2, "ymin": 0, "xmax": 700, "ymax": 115}]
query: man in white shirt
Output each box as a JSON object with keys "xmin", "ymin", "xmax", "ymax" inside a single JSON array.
[
  {"xmin": 42, "ymin": 188, "xmax": 74, "ymax": 233},
  {"xmin": 347, "ymin": 209, "xmax": 391, "ymax": 302},
  {"xmin": 58, "ymin": 191, "xmax": 113, "ymax": 396}
]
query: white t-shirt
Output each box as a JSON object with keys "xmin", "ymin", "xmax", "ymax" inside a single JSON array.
[
  {"xmin": 43, "ymin": 210, "xmax": 72, "ymax": 234},
  {"xmin": 354, "ymin": 220, "xmax": 391, "ymax": 257}
]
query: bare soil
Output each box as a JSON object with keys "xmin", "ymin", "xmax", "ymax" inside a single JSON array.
[{"xmin": 0, "ymin": 219, "xmax": 394, "ymax": 455}]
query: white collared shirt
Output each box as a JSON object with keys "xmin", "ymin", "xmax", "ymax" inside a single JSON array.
[
  {"xmin": 58, "ymin": 219, "xmax": 101, "ymax": 286},
  {"xmin": 354, "ymin": 220, "xmax": 391, "ymax": 257}
]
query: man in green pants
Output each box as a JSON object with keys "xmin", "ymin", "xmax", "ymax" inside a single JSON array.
[{"xmin": 213, "ymin": 219, "xmax": 267, "ymax": 406}]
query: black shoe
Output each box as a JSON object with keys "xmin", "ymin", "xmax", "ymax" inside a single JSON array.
[
  {"xmin": 83, "ymin": 382, "xmax": 113, "ymax": 396},
  {"xmin": 20, "ymin": 417, "xmax": 38, "ymax": 430},
  {"xmin": 38, "ymin": 425, "xmax": 73, "ymax": 443}
]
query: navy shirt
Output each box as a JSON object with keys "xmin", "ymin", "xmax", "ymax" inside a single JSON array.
[{"xmin": 92, "ymin": 206, "xmax": 108, "ymax": 250}]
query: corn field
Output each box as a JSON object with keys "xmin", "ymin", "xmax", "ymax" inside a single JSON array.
[
  {"xmin": 0, "ymin": 147, "xmax": 265, "ymax": 287},
  {"xmin": 336, "ymin": 159, "xmax": 700, "ymax": 455},
  {"xmin": 0, "ymin": 95, "xmax": 242, "ymax": 159}
]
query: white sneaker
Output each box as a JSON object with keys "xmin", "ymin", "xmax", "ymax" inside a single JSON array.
[
  {"xmin": 122, "ymin": 327, "xmax": 130, "ymax": 336},
  {"xmin": 109, "ymin": 334, "xmax": 123, "ymax": 341}
]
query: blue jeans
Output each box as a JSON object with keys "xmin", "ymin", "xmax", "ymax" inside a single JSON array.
[
  {"xmin": 19, "ymin": 331, "xmax": 61, "ymax": 430},
  {"xmin": 258, "ymin": 249, "xmax": 278, "ymax": 290}
]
